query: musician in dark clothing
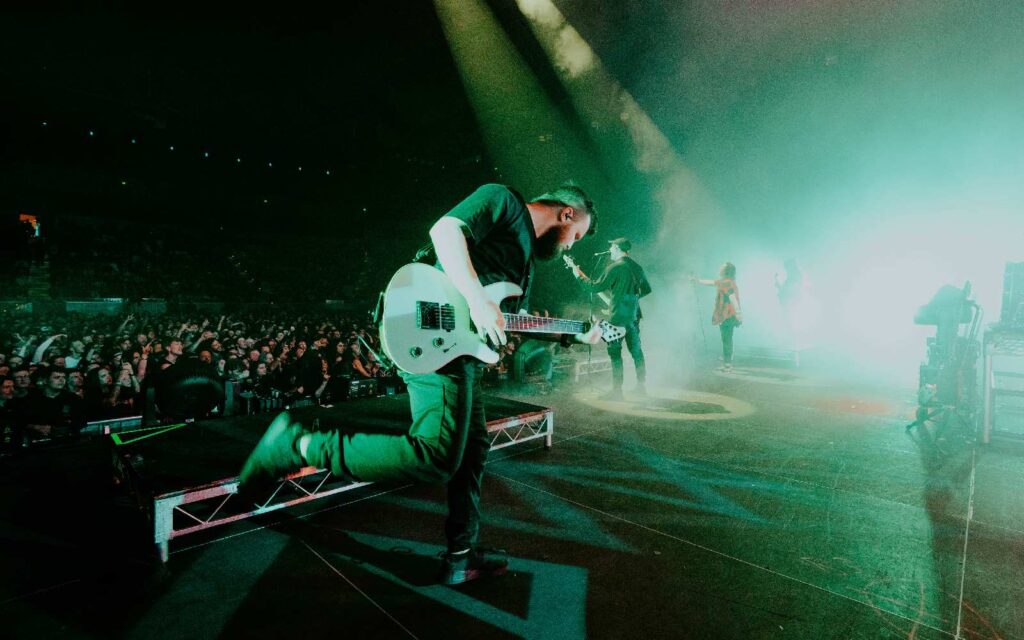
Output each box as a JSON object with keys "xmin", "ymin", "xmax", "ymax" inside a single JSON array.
[
  {"xmin": 239, "ymin": 183, "xmax": 601, "ymax": 584},
  {"xmin": 570, "ymin": 237, "xmax": 652, "ymax": 399}
]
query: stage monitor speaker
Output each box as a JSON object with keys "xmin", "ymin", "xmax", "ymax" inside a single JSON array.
[
  {"xmin": 348, "ymin": 378, "xmax": 378, "ymax": 399},
  {"xmin": 153, "ymin": 359, "xmax": 225, "ymax": 420}
]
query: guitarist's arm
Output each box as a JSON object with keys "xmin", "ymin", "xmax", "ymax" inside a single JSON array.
[
  {"xmin": 571, "ymin": 264, "xmax": 617, "ymax": 316},
  {"xmin": 429, "ymin": 217, "xmax": 507, "ymax": 347},
  {"xmin": 569, "ymin": 262, "xmax": 611, "ymax": 294},
  {"xmin": 570, "ymin": 323, "xmax": 603, "ymax": 345},
  {"xmin": 570, "ymin": 264, "xmax": 592, "ymax": 284},
  {"xmin": 515, "ymin": 317, "xmax": 603, "ymax": 347}
]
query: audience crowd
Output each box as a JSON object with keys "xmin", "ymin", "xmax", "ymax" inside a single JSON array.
[
  {"xmin": 0, "ymin": 217, "xmax": 570, "ymax": 450},
  {"xmin": 0, "ymin": 306, "xmax": 557, "ymax": 449},
  {"xmin": 0, "ymin": 310, "xmax": 396, "ymax": 447}
]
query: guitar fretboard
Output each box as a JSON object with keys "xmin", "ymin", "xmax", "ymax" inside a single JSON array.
[{"xmin": 502, "ymin": 314, "xmax": 587, "ymax": 335}]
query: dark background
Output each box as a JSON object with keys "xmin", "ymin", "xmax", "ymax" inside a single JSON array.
[
  {"xmin": 2, "ymin": 1, "xmax": 1022, "ymax": 348},
  {"xmin": 0, "ymin": 3, "xmax": 496, "ymax": 252}
]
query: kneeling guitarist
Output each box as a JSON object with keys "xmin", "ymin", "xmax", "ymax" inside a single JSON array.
[
  {"xmin": 566, "ymin": 237, "xmax": 652, "ymax": 399},
  {"xmin": 239, "ymin": 183, "xmax": 601, "ymax": 585}
]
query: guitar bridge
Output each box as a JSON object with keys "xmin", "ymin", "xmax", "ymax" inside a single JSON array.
[{"xmin": 416, "ymin": 301, "xmax": 456, "ymax": 331}]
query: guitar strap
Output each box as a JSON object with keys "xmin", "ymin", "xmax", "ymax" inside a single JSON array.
[
  {"xmin": 372, "ymin": 241, "xmax": 439, "ymax": 326},
  {"xmin": 518, "ymin": 262, "xmax": 535, "ymax": 314},
  {"xmin": 371, "ymin": 289, "xmax": 386, "ymax": 326},
  {"xmin": 412, "ymin": 241, "xmax": 436, "ymax": 265}
]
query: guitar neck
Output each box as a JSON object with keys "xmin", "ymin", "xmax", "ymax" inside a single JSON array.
[{"xmin": 502, "ymin": 314, "xmax": 588, "ymax": 335}]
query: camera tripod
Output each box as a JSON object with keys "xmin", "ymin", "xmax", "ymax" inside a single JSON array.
[
  {"xmin": 905, "ymin": 405, "xmax": 977, "ymax": 459},
  {"xmin": 905, "ymin": 402, "xmax": 976, "ymax": 447}
]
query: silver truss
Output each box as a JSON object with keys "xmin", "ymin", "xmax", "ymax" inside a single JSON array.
[{"xmin": 114, "ymin": 406, "xmax": 553, "ymax": 561}]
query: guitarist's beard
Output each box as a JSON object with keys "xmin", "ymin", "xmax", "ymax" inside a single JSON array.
[{"xmin": 534, "ymin": 228, "xmax": 564, "ymax": 261}]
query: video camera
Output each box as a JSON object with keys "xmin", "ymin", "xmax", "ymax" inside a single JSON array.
[{"xmin": 913, "ymin": 282, "xmax": 981, "ymax": 409}]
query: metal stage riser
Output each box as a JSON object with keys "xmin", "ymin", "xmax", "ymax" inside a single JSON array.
[{"xmin": 112, "ymin": 401, "xmax": 553, "ymax": 562}]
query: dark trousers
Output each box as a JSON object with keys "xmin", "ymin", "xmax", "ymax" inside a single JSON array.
[
  {"xmin": 305, "ymin": 358, "xmax": 488, "ymax": 552},
  {"xmin": 607, "ymin": 321, "xmax": 646, "ymax": 391},
  {"xmin": 719, "ymin": 317, "xmax": 738, "ymax": 363}
]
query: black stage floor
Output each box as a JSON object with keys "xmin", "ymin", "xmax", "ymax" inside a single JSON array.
[{"xmin": 2, "ymin": 362, "xmax": 1022, "ymax": 639}]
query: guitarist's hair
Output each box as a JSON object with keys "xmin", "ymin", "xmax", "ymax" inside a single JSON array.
[{"xmin": 530, "ymin": 183, "xmax": 598, "ymax": 236}]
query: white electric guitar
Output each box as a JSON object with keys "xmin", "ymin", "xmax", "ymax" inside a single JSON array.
[{"xmin": 381, "ymin": 263, "xmax": 627, "ymax": 374}]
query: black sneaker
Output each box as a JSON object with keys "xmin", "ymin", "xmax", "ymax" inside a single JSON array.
[
  {"xmin": 438, "ymin": 547, "xmax": 509, "ymax": 585},
  {"xmin": 238, "ymin": 411, "xmax": 308, "ymax": 494}
]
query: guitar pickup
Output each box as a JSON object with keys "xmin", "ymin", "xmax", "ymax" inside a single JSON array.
[{"xmin": 416, "ymin": 301, "xmax": 456, "ymax": 331}]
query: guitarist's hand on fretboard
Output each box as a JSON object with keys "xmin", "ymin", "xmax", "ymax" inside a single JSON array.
[
  {"xmin": 562, "ymin": 255, "xmax": 588, "ymax": 282},
  {"xmin": 576, "ymin": 319, "xmax": 604, "ymax": 345},
  {"xmin": 467, "ymin": 294, "xmax": 507, "ymax": 347}
]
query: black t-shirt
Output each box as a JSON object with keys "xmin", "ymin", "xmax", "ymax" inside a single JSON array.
[
  {"xmin": 441, "ymin": 184, "xmax": 535, "ymax": 313},
  {"xmin": 330, "ymin": 353, "xmax": 354, "ymax": 379},
  {"xmin": 297, "ymin": 352, "xmax": 325, "ymax": 394},
  {"xmin": 16, "ymin": 389, "xmax": 86, "ymax": 433},
  {"xmin": 582, "ymin": 256, "xmax": 652, "ymax": 325}
]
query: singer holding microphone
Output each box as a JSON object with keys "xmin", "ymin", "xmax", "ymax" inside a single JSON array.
[{"xmin": 568, "ymin": 237, "xmax": 652, "ymax": 400}]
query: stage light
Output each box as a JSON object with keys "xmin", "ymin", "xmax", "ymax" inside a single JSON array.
[
  {"xmin": 169, "ymin": 145, "xmax": 175, "ymax": 151},
  {"xmin": 203, "ymin": 151, "xmax": 210, "ymax": 158}
]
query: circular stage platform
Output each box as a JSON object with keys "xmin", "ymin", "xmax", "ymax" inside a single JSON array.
[{"xmin": 573, "ymin": 386, "xmax": 756, "ymax": 421}]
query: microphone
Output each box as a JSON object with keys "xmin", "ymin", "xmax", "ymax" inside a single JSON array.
[{"xmin": 593, "ymin": 250, "xmax": 610, "ymax": 256}]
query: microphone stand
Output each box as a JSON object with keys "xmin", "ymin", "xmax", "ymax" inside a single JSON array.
[
  {"xmin": 690, "ymin": 277, "xmax": 709, "ymax": 358},
  {"xmin": 584, "ymin": 254, "xmax": 607, "ymax": 393},
  {"xmin": 589, "ymin": 254, "xmax": 607, "ymax": 316}
]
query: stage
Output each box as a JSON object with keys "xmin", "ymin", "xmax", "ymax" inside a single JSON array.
[
  {"xmin": 1, "ymin": 362, "xmax": 1022, "ymax": 639},
  {"xmin": 109, "ymin": 395, "xmax": 553, "ymax": 561}
]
